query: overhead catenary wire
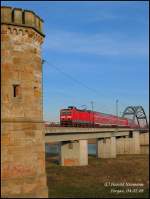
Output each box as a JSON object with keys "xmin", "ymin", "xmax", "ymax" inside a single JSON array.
[
  {"xmin": 42, "ymin": 59, "xmax": 111, "ymax": 111},
  {"xmin": 43, "ymin": 59, "xmax": 101, "ymax": 96}
]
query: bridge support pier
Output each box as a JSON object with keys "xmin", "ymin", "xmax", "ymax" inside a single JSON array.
[
  {"xmin": 133, "ymin": 131, "xmax": 140, "ymax": 154},
  {"xmin": 96, "ymin": 136, "xmax": 116, "ymax": 158},
  {"xmin": 116, "ymin": 131, "xmax": 140, "ymax": 154},
  {"xmin": 140, "ymin": 132, "xmax": 149, "ymax": 154},
  {"xmin": 59, "ymin": 140, "xmax": 88, "ymax": 166}
]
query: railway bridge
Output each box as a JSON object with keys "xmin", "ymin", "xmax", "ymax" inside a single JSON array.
[
  {"xmin": 1, "ymin": 5, "xmax": 149, "ymax": 198},
  {"xmin": 45, "ymin": 127, "xmax": 149, "ymax": 166}
]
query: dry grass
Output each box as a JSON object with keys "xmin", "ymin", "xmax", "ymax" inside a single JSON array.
[{"xmin": 46, "ymin": 154, "xmax": 149, "ymax": 198}]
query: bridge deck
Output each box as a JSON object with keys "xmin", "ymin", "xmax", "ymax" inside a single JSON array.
[
  {"xmin": 44, "ymin": 127, "xmax": 134, "ymax": 142},
  {"xmin": 45, "ymin": 127, "xmax": 134, "ymax": 134}
]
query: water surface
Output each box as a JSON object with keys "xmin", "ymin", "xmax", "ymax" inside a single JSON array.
[{"xmin": 45, "ymin": 143, "xmax": 96, "ymax": 155}]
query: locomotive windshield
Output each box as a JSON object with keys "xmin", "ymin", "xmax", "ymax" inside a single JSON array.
[{"xmin": 61, "ymin": 110, "xmax": 71, "ymax": 115}]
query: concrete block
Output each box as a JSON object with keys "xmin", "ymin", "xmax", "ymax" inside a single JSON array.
[
  {"xmin": 79, "ymin": 140, "xmax": 88, "ymax": 165},
  {"xmin": 133, "ymin": 131, "xmax": 140, "ymax": 154},
  {"xmin": 60, "ymin": 140, "xmax": 88, "ymax": 166},
  {"xmin": 110, "ymin": 136, "xmax": 116, "ymax": 158},
  {"xmin": 140, "ymin": 145, "xmax": 149, "ymax": 154},
  {"xmin": 116, "ymin": 131, "xmax": 141, "ymax": 155},
  {"xmin": 116, "ymin": 137, "xmax": 125, "ymax": 154},
  {"xmin": 124, "ymin": 138, "xmax": 130, "ymax": 154},
  {"xmin": 97, "ymin": 137, "xmax": 116, "ymax": 158}
]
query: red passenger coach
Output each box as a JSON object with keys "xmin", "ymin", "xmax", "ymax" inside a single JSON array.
[{"xmin": 60, "ymin": 106, "xmax": 138, "ymax": 128}]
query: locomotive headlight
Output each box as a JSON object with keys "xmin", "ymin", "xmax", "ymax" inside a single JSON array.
[
  {"xmin": 60, "ymin": 115, "xmax": 72, "ymax": 120},
  {"xmin": 61, "ymin": 116, "xmax": 65, "ymax": 119}
]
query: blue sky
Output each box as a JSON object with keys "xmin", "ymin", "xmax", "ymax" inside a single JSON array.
[{"xmin": 2, "ymin": 1, "xmax": 149, "ymax": 122}]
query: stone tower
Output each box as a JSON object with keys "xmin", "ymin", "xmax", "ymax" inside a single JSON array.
[{"xmin": 1, "ymin": 6, "xmax": 48, "ymax": 197}]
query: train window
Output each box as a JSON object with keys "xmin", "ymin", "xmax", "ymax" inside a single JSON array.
[{"xmin": 61, "ymin": 111, "xmax": 71, "ymax": 115}]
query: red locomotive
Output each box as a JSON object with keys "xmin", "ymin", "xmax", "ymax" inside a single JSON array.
[{"xmin": 60, "ymin": 106, "xmax": 138, "ymax": 128}]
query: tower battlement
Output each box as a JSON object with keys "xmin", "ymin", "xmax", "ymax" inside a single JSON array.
[{"xmin": 1, "ymin": 6, "xmax": 44, "ymax": 36}]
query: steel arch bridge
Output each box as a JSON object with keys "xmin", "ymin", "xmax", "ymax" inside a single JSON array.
[{"xmin": 122, "ymin": 106, "xmax": 148, "ymax": 129}]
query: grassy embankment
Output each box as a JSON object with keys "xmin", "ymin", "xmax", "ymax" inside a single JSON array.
[{"xmin": 46, "ymin": 154, "xmax": 149, "ymax": 198}]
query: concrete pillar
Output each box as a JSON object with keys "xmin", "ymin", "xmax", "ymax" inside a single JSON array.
[
  {"xmin": 110, "ymin": 136, "xmax": 117, "ymax": 158},
  {"xmin": 96, "ymin": 136, "xmax": 116, "ymax": 158},
  {"xmin": 129, "ymin": 137, "xmax": 135, "ymax": 154},
  {"xmin": 59, "ymin": 140, "xmax": 88, "ymax": 166},
  {"xmin": 116, "ymin": 132, "xmax": 140, "ymax": 155},
  {"xmin": 140, "ymin": 133, "xmax": 149, "ymax": 154},
  {"xmin": 116, "ymin": 137, "xmax": 124, "ymax": 154},
  {"xmin": 133, "ymin": 131, "xmax": 140, "ymax": 154},
  {"xmin": 140, "ymin": 133, "xmax": 149, "ymax": 145},
  {"xmin": 124, "ymin": 137, "xmax": 130, "ymax": 154}
]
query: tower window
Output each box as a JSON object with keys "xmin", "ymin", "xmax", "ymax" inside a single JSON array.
[
  {"xmin": 13, "ymin": 85, "xmax": 20, "ymax": 97},
  {"xmin": 34, "ymin": 86, "xmax": 38, "ymax": 96}
]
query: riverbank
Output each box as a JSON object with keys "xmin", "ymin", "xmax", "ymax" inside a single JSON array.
[{"xmin": 46, "ymin": 154, "xmax": 149, "ymax": 198}]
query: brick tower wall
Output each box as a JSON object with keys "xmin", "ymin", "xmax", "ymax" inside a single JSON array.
[{"xmin": 1, "ymin": 6, "xmax": 48, "ymax": 197}]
